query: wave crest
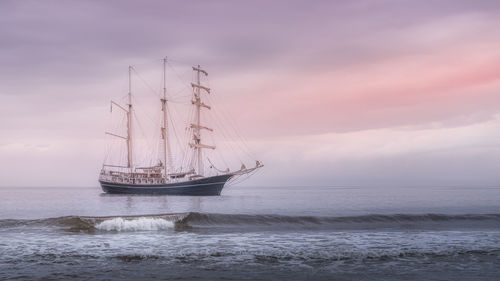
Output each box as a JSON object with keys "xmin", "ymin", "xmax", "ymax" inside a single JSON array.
[
  {"xmin": 95, "ymin": 217, "xmax": 174, "ymax": 231},
  {"xmin": 177, "ymin": 212, "xmax": 500, "ymax": 229},
  {"xmin": 2, "ymin": 212, "xmax": 500, "ymax": 232}
]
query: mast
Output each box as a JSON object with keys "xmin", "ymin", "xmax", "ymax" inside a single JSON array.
[
  {"xmin": 190, "ymin": 65, "xmax": 214, "ymax": 176},
  {"xmin": 127, "ymin": 66, "xmax": 133, "ymax": 171},
  {"xmin": 195, "ymin": 65, "xmax": 201, "ymax": 174},
  {"xmin": 161, "ymin": 57, "xmax": 169, "ymax": 180}
]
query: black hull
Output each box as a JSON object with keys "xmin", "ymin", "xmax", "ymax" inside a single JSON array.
[{"xmin": 99, "ymin": 174, "xmax": 233, "ymax": 196}]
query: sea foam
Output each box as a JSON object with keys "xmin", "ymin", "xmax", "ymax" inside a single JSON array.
[{"xmin": 95, "ymin": 217, "xmax": 174, "ymax": 231}]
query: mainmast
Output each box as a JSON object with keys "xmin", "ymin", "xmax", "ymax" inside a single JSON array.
[
  {"xmin": 190, "ymin": 65, "xmax": 215, "ymax": 175},
  {"xmin": 161, "ymin": 57, "xmax": 169, "ymax": 180},
  {"xmin": 127, "ymin": 66, "xmax": 134, "ymax": 171}
]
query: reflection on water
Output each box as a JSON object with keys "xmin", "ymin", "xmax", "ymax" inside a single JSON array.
[{"xmin": 99, "ymin": 192, "xmax": 202, "ymax": 216}]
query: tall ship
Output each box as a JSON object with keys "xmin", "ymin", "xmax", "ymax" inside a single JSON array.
[{"xmin": 99, "ymin": 58, "xmax": 263, "ymax": 195}]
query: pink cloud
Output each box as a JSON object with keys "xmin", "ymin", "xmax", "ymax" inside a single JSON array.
[{"xmin": 219, "ymin": 39, "xmax": 500, "ymax": 137}]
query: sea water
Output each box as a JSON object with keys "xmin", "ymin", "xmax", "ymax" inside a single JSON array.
[{"xmin": 1, "ymin": 185, "xmax": 500, "ymax": 280}]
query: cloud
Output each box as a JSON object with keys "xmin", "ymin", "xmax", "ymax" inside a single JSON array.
[
  {"xmin": 1, "ymin": 0, "xmax": 500, "ymax": 187},
  {"xmin": 248, "ymin": 114, "xmax": 500, "ymax": 186},
  {"xmin": 214, "ymin": 13, "xmax": 500, "ymax": 136}
]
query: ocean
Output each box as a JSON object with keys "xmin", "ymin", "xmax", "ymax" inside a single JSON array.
[{"xmin": 1, "ymin": 185, "xmax": 500, "ymax": 280}]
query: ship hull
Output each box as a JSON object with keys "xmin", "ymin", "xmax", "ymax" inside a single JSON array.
[{"xmin": 99, "ymin": 174, "xmax": 233, "ymax": 196}]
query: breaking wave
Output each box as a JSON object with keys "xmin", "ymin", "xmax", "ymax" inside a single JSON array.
[
  {"xmin": 2, "ymin": 213, "xmax": 500, "ymax": 232},
  {"xmin": 95, "ymin": 218, "xmax": 174, "ymax": 231}
]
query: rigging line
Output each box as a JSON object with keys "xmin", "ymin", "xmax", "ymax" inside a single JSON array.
[
  {"xmin": 166, "ymin": 69, "xmax": 192, "ymax": 93},
  {"xmin": 208, "ymin": 128, "xmax": 230, "ymax": 170},
  {"xmin": 227, "ymin": 173, "xmax": 247, "ymax": 186},
  {"xmin": 103, "ymin": 113, "xmax": 115, "ymax": 163},
  {"xmin": 128, "ymin": 58, "xmax": 163, "ymax": 68},
  {"xmin": 166, "ymin": 61, "xmax": 193, "ymax": 92},
  {"xmin": 202, "ymin": 82, "xmax": 253, "ymax": 157},
  {"xmin": 167, "ymin": 104, "xmax": 184, "ymax": 160},
  {"xmin": 228, "ymin": 168, "xmax": 261, "ymax": 187},
  {"xmin": 177, "ymin": 110, "xmax": 190, "ymax": 169},
  {"xmin": 168, "ymin": 92, "xmax": 192, "ymax": 104},
  {"xmin": 215, "ymin": 114, "xmax": 254, "ymax": 162},
  {"xmin": 154, "ymin": 129, "xmax": 162, "ymax": 166},
  {"xmin": 164, "ymin": 58, "xmax": 193, "ymax": 65},
  {"xmin": 117, "ymin": 113, "xmax": 128, "ymax": 166},
  {"xmin": 130, "ymin": 93, "xmax": 160, "ymax": 127},
  {"xmin": 206, "ymin": 117, "xmax": 239, "ymax": 163},
  {"xmin": 103, "ymin": 137, "xmax": 112, "ymax": 165},
  {"xmin": 193, "ymin": 79, "xmax": 253, "ymax": 161},
  {"xmin": 104, "ymin": 112, "xmax": 128, "ymax": 164},
  {"xmin": 204, "ymin": 101, "xmax": 245, "ymax": 163},
  {"xmin": 118, "ymin": 93, "xmax": 129, "ymax": 105},
  {"xmin": 168, "ymin": 100, "xmax": 191, "ymax": 172},
  {"xmin": 152, "ymin": 118, "xmax": 163, "ymax": 164},
  {"xmin": 113, "ymin": 135, "xmax": 127, "ymax": 169},
  {"xmin": 165, "ymin": 106, "xmax": 174, "ymax": 169},
  {"xmin": 169, "ymin": 89, "xmax": 190, "ymax": 101},
  {"xmin": 206, "ymin": 93, "xmax": 255, "ymax": 159},
  {"xmin": 165, "ymin": 76, "xmax": 189, "ymax": 94},
  {"xmin": 152, "ymin": 122, "xmax": 162, "ymax": 167},
  {"xmin": 137, "ymin": 114, "xmax": 158, "ymax": 158},
  {"xmin": 170, "ymin": 88, "xmax": 192, "ymax": 99},
  {"xmin": 202, "ymin": 111, "xmax": 230, "ymax": 167},
  {"xmin": 228, "ymin": 175, "xmax": 250, "ymax": 187},
  {"xmin": 181, "ymin": 106, "xmax": 196, "ymax": 170},
  {"xmin": 211, "ymin": 131, "xmax": 243, "ymax": 171},
  {"xmin": 167, "ymin": 61, "xmax": 191, "ymax": 82},
  {"xmin": 147, "ymin": 114, "xmax": 162, "ymax": 166},
  {"xmin": 132, "ymin": 111, "xmax": 158, "ymax": 165},
  {"xmin": 168, "ymin": 99, "xmax": 192, "ymax": 105},
  {"xmin": 187, "ymin": 138, "xmax": 195, "ymax": 170},
  {"xmin": 131, "ymin": 67, "xmax": 161, "ymax": 98}
]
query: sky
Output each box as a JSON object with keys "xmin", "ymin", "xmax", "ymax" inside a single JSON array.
[{"xmin": 1, "ymin": 0, "xmax": 500, "ymax": 187}]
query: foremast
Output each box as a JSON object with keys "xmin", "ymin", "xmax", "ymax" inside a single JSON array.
[{"xmin": 190, "ymin": 65, "xmax": 215, "ymax": 176}]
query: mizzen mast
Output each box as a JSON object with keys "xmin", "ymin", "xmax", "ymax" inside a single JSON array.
[
  {"xmin": 190, "ymin": 65, "xmax": 215, "ymax": 176},
  {"xmin": 161, "ymin": 57, "xmax": 170, "ymax": 180},
  {"xmin": 104, "ymin": 67, "xmax": 133, "ymax": 171}
]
